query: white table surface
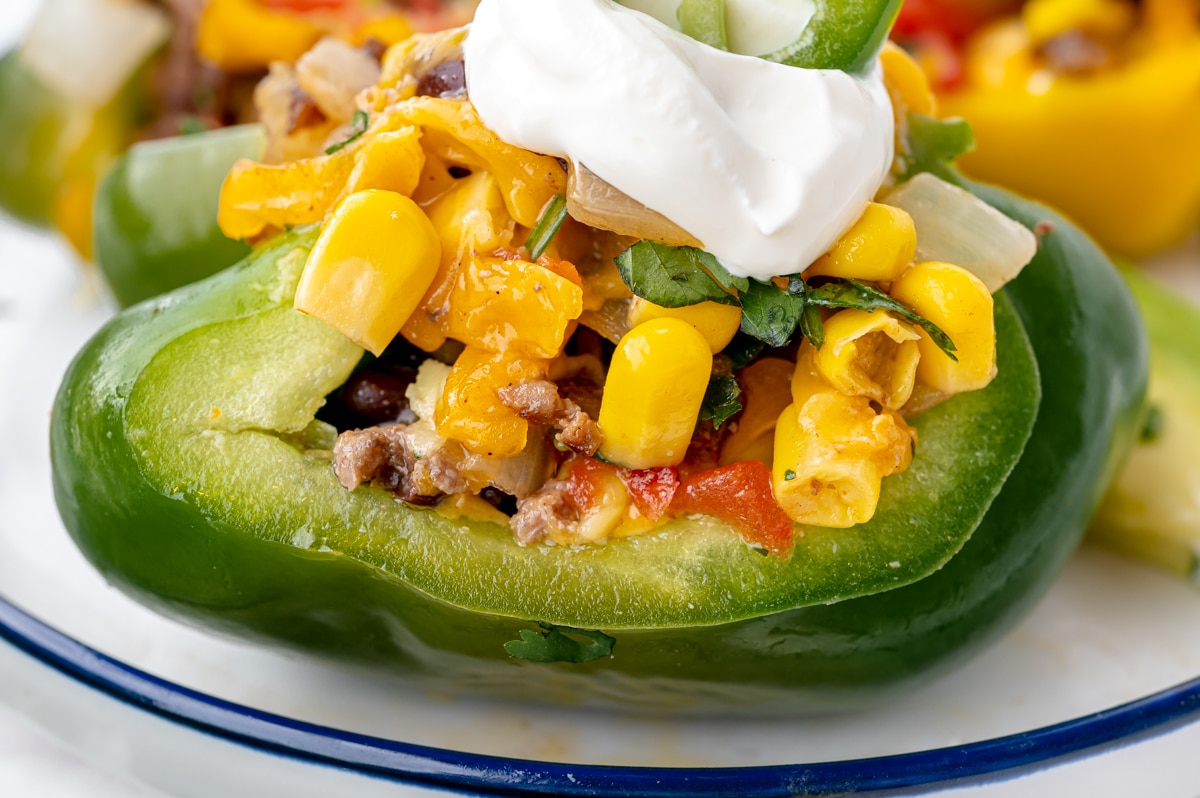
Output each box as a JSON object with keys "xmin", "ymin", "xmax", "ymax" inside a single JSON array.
[{"xmin": 2, "ymin": 1, "xmax": 1200, "ymax": 796}]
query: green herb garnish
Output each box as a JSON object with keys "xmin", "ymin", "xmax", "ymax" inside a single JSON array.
[
  {"xmin": 808, "ymin": 279, "xmax": 958, "ymax": 360},
  {"xmin": 526, "ymin": 194, "xmax": 569, "ymax": 260},
  {"xmin": 615, "ymin": 241, "xmax": 745, "ymax": 308},
  {"xmin": 739, "ymin": 278, "xmax": 806, "ymax": 348},
  {"xmin": 324, "ymin": 110, "xmax": 369, "ymax": 155},
  {"xmin": 699, "ymin": 373, "xmax": 742, "ymax": 428}
]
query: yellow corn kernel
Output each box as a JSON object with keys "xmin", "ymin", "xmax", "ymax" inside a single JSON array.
[
  {"xmin": 626, "ymin": 297, "xmax": 742, "ymax": 354},
  {"xmin": 218, "ymin": 152, "xmax": 355, "ymax": 240},
  {"xmin": 598, "ymin": 318, "xmax": 712, "ymax": 469},
  {"xmin": 196, "ymin": 0, "xmax": 323, "ymax": 73},
  {"xmin": 812, "ymin": 309, "xmax": 922, "ymax": 410},
  {"xmin": 880, "ymin": 41, "xmax": 936, "ymax": 119},
  {"xmin": 805, "ymin": 203, "xmax": 917, "ymax": 282},
  {"xmin": 720, "ymin": 357, "xmax": 795, "ymax": 466},
  {"xmin": 435, "ymin": 347, "xmax": 549, "ymax": 457},
  {"xmin": 1022, "ymin": 0, "xmax": 1135, "ymax": 45},
  {"xmin": 386, "ymin": 97, "xmax": 567, "ymax": 226},
  {"xmin": 772, "ymin": 396, "xmax": 915, "ymax": 528},
  {"xmin": 401, "ymin": 172, "xmax": 515, "ymax": 351},
  {"xmin": 294, "ymin": 190, "xmax": 441, "ymax": 355},
  {"xmin": 889, "ymin": 261, "xmax": 997, "ymax": 395},
  {"xmin": 545, "ymin": 463, "xmax": 631, "ymax": 546},
  {"xmin": 443, "ymin": 254, "xmax": 583, "ymax": 358},
  {"xmin": 343, "ymin": 127, "xmax": 426, "ymax": 198}
]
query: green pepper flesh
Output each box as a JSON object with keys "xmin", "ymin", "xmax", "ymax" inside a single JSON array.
[
  {"xmin": 93, "ymin": 124, "xmax": 266, "ymax": 307},
  {"xmin": 50, "ymin": 181, "xmax": 1145, "ymax": 711}
]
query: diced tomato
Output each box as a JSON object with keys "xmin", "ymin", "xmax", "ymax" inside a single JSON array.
[
  {"xmin": 565, "ymin": 456, "xmax": 614, "ymax": 513},
  {"xmin": 892, "ymin": 0, "xmax": 990, "ymax": 43},
  {"xmin": 620, "ymin": 467, "xmax": 679, "ymax": 521},
  {"xmin": 670, "ymin": 461, "xmax": 796, "ymax": 556}
]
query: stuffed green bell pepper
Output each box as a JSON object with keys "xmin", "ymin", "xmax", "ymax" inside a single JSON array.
[{"xmin": 50, "ymin": 3, "xmax": 1146, "ymax": 711}]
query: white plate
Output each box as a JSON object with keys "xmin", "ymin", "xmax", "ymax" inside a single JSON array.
[{"xmin": 3, "ymin": 211, "xmax": 1200, "ymax": 796}]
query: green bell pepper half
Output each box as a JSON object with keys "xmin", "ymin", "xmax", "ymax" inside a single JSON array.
[
  {"xmin": 93, "ymin": 124, "xmax": 266, "ymax": 307},
  {"xmin": 49, "ymin": 172, "xmax": 1146, "ymax": 711}
]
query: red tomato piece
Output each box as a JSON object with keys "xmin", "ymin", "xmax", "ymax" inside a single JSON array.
[
  {"xmin": 619, "ymin": 467, "xmax": 679, "ymax": 521},
  {"xmin": 565, "ymin": 456, "xmax": 615, "ymax": 513},
  {"xmin": 670, "ymin": 461, "xmax": 796, "ymax": 556}
]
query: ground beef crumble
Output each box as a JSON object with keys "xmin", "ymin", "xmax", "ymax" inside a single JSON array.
[{"xmin": 497, "ymin": 379, "xmax": 603, "ymax": 456}]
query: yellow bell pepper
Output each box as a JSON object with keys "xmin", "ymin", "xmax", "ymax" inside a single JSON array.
[
  {"xmin": 435, "ymin": 347, "xmax": 550, "ymax": 457},
  {"xmin": 933, "ymin": 0, "xmax": 1200, "ymax": 257},
  {"xmin": 197, "ymin": 0, "xmax": 325, "ymax": 73}
]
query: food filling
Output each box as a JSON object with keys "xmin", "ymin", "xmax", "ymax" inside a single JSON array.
[{"xmin": 216, "ymin": 1, "xmax": 1037, "ymax": 553}]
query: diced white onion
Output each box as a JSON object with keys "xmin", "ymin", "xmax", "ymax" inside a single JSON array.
[
  {"xmin": 566, "ymin": 163, "xmax": 701, "ymax": 248},
  {"xmin": 20, "ymin": 0, "xmax": 170, "ymax": 108},
  {"xmin": 883, "ymin": 172, "xmax": 1038, "ymax": 293}
]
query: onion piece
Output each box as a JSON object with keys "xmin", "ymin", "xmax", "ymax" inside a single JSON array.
[
  {"xmin": 20, "ymin": 0, "xmax": 170, "ymax": 109},
  {"xmin": 883, "ymin": 172, "xmax": 1038, "ymax": 293},
  {"xmin": 295, "ymin": 37, "xmax": 381, "ymax": 123},
  {"xmin": 566, "ymin": 162, "xmax": 702, "ymax": 248}
]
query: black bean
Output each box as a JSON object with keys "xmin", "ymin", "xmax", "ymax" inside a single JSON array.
[
  {"xmin": 417, "ymin": 59, "xmax": 466, "ymax": 99},
  {"xmin": 341, "ymin": 368, "xmax": 417, "ymax": 425}
]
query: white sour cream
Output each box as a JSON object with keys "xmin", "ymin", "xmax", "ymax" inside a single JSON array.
[{"xmin": 463, "ymin": 0, "xmax": 895, "ymax": 280}]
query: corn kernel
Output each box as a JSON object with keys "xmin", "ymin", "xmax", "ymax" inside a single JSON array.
[
  {"xmin": 435, "ymin": 347, "xmax": 548, "ymax": 457},
  {"xmin": 720, "ymin": 357, "xmax": 795, "ymax": 466},
  {"xmin": 812, "ymin": 309, "xmax": 922, "ymax": 410},
  {"xmin": 598, "ymin": 318, "xmax": 713, "ymax": 469},
  {"xmin": 294, "ymin": 190, "xmax": 440, "ymax": 355},
  {"xmin": 196, "ymin": 0, "xmax": 323, "ymax": 73},
  {"xmin": 889, "ymin": 261, "xmax": 997, "ymax": 395},
  {"xmin": 772, "ymin": 396, "xmax": 915, "ymax": 528},
  {"xmin": 626, "ymin": 297, "xmax": 743, "ymax": 353},
  {"xmin": 880, "ymin": 42, "xmax": 937, "ymax": 119},
  {"xmin": 805, "ymin": 203, "xmax": 917, "ymax": 282}
]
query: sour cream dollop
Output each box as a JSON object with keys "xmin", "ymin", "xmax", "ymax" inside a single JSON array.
[{"xmin": 463, "ymin": 0, "xmax": 895, "ymax": 280}]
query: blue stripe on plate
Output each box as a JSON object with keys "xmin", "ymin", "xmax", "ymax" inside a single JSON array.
[{"xmin": 1, "ymin": 594, "xmax": 1198, "ymax": 796}]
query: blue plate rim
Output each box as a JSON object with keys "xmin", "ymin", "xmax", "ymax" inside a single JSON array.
[{"xmin": 2, "ymin": 592, "xmax": 1199, "ymax": 796}]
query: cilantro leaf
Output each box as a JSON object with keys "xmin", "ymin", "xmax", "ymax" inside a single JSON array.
[
  {"xmin": 325, "ymin": 110, "xmax": 369, "ymax": 155},
  {"xmin": 739, "ymin": 278, "xmax": 805, "ymax": 347},
  {"xmin": 808, "ymin": 279, "xmax": 958, "ymax": 360},
  {"xmin": 505, "ymin": 623, "xmax": 616, "ymax": 663},
  {"xmin": 526, "ymin": 194, "xmax": 568, "ymax": 259},
  {"xmin": 699, "ymin": 373, "xmax": 742, "ymax": 428},
  {"xmin": 900, "ymin": 113, "xmax": 974, "ymax": 184},
  {"xmin": 723, "ymin": 332, "xmax": 766, "ymax": 369},
  {"xmin": 615, "ymin": 241, "xmax": 743, "ymax": 307}
]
